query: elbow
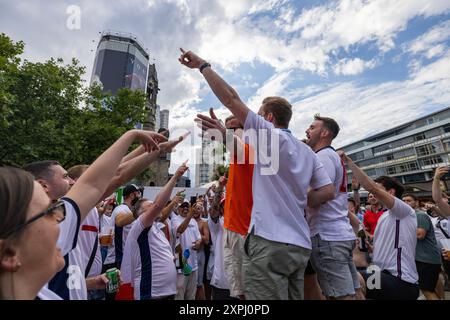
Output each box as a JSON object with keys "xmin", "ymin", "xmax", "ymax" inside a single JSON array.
[{"xmin": 326, "ymin": 185, "xmax": 335, "ymax": 202}]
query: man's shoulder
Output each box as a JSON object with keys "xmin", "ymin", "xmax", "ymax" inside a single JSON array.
[{"xmin": 113, "ymin": 204, "xmax": 131, "ymax": 214}]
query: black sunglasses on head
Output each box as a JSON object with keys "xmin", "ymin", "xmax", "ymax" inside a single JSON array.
[{"xmin": 4, "ymin": 201, "xmax": 66, "ymax": 238}]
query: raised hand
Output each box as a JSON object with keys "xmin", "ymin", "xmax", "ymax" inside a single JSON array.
[
  {"xmin": 175, "ymin": 161, "xmax": 189, "ymax": 178},
  {"xmin": 218, "ymin": 175, "xmax": 228, "ymax": 188},
  {"xmin": 178, "ymin": 48, "xmax": 206, "ymax": 69},
  {"xmin": 434, "ymin": 166, "xmax": 449, "ymax": 180},
  {"xmin": 159, "ymin": 132, "xmax": 190, "ymax": 153},
  {"xmin": 134, "ymin": 130, "xmax": 168, "ymax": 153},
  {"xmin": 195, "ymin": 108, "xmax": 226, "ymax": 141}
]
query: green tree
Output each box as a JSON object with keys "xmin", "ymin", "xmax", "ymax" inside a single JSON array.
[{"xmin": 0, "ymin": 33, "xmax": 148, "ymax": 168}]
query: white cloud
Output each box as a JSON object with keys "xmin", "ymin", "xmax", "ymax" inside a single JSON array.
[
  {"xmin": 407, "ymin": 20, "xmax": 450, "ymax": 57},
  {"xmin": 2, "ymin": 0, "xmax": 450, "ymax": 178},
  {"xmin": 333, "ymin": 58, "xmax": 377, "ymax": 76}
]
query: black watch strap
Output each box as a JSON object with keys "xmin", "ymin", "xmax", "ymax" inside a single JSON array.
[{"xmin": 200, "ymin": 62, "xmax": 211, "ymax": 73}]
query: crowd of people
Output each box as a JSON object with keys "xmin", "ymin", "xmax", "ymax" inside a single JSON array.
[{"xmin": 0, "ymin": 49, "xmax": 449, "ymax": 300}]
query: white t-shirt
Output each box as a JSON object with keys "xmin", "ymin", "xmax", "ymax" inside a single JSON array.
[
  {"xmin": 306, "ymin": 147, "xmax": 355, "ymax": 241},
  {"xmin": 47, "ymin": 197, "xmax": 83, "ymax": 300},
  {"xmin": 120, "ymin": 220, "xmax": 137, "ymax": 285},
  {"xmin": 37, "ymin": 285, "xmax": 63, "ymax": 300},
  {"xmin": 244, "ymin": 111, "xmax": 332, "ymax": 249},
  {"xmin": 373, "ymin": 197, "xmax": 418, "ymax": 284},
  {"xmin": 208, "ymin": 216, "xmax": 229, "ymax": 290},
  {"xmin": 172, "ymin": 215, "xmax": 202, "ymax": 272},
  {"xmin": 432, "ymin": 217, "xmax": 450, "ymax": 250},
  {"xmin": 78, "ymin": 208, "xmax": 102, "ymax": 277},
  {"xmin": 127, "ymin": 217, "xmax": 177, "ymax": 300},
  {"xmin": 61, "ymin": 207, "xmax": 100, "ymax": 300},
  {"xmin": 102, "ymin": 204, "xmax": 132, "ymax": 266}
]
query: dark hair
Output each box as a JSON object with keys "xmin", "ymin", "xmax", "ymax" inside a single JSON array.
[
  {"xmin": 402, "ymin": 193, "xmax": 418, "ymax": 201},
  {"xmin": 23, "ymin": 160, "xmax": 60, "ymax": 181},
  {"xmin": 374, "ymin": 176, "xmax": 405, "ymax": 199},
  {"xmin": 262, "ymin": 96, "xmax": 292, "ymax": 128},
  {"xmin": 0, "ymin": 167, "xmax": 35, "ymax": 239},
  {"xmin": 67, "ymin": 165, "xmax": 89, "ymax": 180},
  {"xmin": 348, "ymin": 198, "xmax": 356, "ymax": 206},
  {"xmin": 314, "ymin": 114, "xmax": 340, "ymax": 140},
  {"xmin": 132, "ymin": 198, "xmax": 149, "ymax": 217}
]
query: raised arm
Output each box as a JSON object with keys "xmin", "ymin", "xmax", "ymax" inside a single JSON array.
[
  {"xmin": 210, "ymin": 176, "xmax": 227, "ymax": 222},
  {"xmin": 179, "ymin": 49, "xmax": 250, "ymax": 124},
  {"xmin": 432, "ymin": 166, "xmax": 450, "ymax": 218},
  {"xmin": 66, "ymin": 129, "xmax": 167, "ymax": 220},
  {"xmin": 100, "ymin": 133, "xmax": 189, "ymax": 201},
  {"xmin": 121, "ymin": 145, "xmax": 145, "ymax": 164},
  {"xmin": 352, "ymin": 176, "xmax": 361, "ymax": 209},
  {"xmin": 339, "ymin": 151, "xmax": 395, "ymax": 210},
  {"xmin": 160, "ymin": 192, "xmax": 184, "ymax": 223},
  {"xmin": 140, "ymin": 163, "xmax": 189, "ymax": 228},
  {"xmin": 176, "ymin": 207, "xmax": 195, "ymax": 235}
]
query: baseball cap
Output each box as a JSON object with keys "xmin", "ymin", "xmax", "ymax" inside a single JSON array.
[
  {"xmin": 123, "ymin": 184, "xmax": 140, "ymax": 197},
  {"xmin": 180, "ymin": 201, "xmax": 190, "ymax": 208}
]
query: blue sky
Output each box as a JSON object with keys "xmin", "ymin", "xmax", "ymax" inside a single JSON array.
[{"xmin": 1, "ymin": 0, "xmax": 450, "ymax": 184}]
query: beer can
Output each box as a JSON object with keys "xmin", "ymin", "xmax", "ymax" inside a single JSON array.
[{"xmin": 106, "ymin": 268, "xmax": 120, "ymax": 293}]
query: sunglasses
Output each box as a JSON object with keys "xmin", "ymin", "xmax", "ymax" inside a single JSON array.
[{"xmin": 4, "ymin": 201, "xmax": 66, "ymax": 238}]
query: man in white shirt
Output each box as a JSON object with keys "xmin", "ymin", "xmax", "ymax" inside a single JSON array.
[
  {"xmin": 340, "ymin": 152, "xmax": 419, "ymax": 300},
  {"xmin": 179, "ymin": 49, "xmax": 335, "ymax": 300},
  {"xmin": 208, "ymin": 176, "xmax": 233, "ymax": 300},
  {"xmin": 124, "ymin": 163, "xmax": 188, "ymax": 300},
  {"xmin": 172, "ymin": 201, "xmax": 203, "ymax": 300},
  {"xmin": 108, "ymin": 184, "xmax": 142, "ymax": 269},
  {"xmin": 305, "ymin": 115, "xmax": 359, "ymax": 300},
  {"xmin": 431, "ymin": 167, "xmax": 450, "ymax": 283}
]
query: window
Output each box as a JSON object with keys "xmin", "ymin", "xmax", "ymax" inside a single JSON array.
[
  {"xmin": 403, "ymin": 173, "xmax": 426, "ymax": 183},
  {"xmin": 349, "ymin": 151, "xmax": 365, "ymax": 161},
  {"xmin": 386, "ymin": 154, "xmax": 394, "ymax": 161},
  {"xmin": 421, "ymin": 155, "xmax": 443, "ymax": 166},
  {"xmin": 416, "ymin": 144, "xmax": 433, "ymax": 156},
  {"xmin": 397, "ymin": 162, "xmax": 418, "ymax": 173},
  {"xmin": 443, "ymin": 124, "xmax": 450, "ymax": 133},
  {"xmin": 427, "ymin": 117, "xmax": 438, "ymax": 125},
  {"xmin": 387, "ymin": 166, "xmax": 397, "ymax": 175},
  {"xmin": 414, "ymin": 133, "xmax": 426, "ymax": 142}
]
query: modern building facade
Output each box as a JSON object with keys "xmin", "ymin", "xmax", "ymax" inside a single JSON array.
[
  {"xmin": 160, "ymin": 109, "xmax": 170, "ymax": 131},
  {"xmin": 91, "ymin": 30, "xmax": 149, "ymax": 94},
  {"xmin": 340, "ymin": 107, "xmax": 450, "ymax": 198},
  {"xmin": 195, "ymin": 136, "xmax": 228, "ymax": 187}
]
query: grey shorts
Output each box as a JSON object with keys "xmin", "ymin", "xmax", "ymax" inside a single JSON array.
[
  {"xmin": 197, "ymin": 249, "xmax": 205, "ymax": 287},
  {"xmin": 310, "ymin": 234, "xmax": 360, "ymax": 298}
]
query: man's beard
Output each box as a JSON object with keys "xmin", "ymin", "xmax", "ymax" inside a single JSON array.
[{"xmin": 131, "ymin": 196, "xmax": 140, "ymax": 206}]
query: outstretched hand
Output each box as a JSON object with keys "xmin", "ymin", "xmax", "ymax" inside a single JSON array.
[
  {"xmin": 434, "ymin": 166, "xmax": 449, "ymax": 180},
  {"xmin": 135, "ymin": 130, "xmax": 168, "ymax": 153},
  {"xmin": 175, "ymin": 160, "xmax": 189, "ymax": 178},
  {"xmin": 159, "ymin": 132, "xmax": 190, "ymax": 153},
  {"xmin": 178, "ymin": 48, "xmax": 206, "ymax": 69},
  {"xmin": 195, "ymin": 108, "xmax": 226, "ymax": 141}
]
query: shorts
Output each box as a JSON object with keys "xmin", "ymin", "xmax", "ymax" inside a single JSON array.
[
  {"xmin": 415, "ymin": 261, "xmax": 441, "ymax": 292},
  {"xmin": 310, "ymin": 234, "xmax": 359, "ymax": 298},
  {"xmin": 197, "ymin": 249, "xmax": 205, "ymax": 287},
  {"xmin": 362, "ymin": 269, "xmax": 419, "ymax": 300},
  {"xmin": 223, "ymin": 229, "xmax": 246, "ymax": 297},
  {"xmin": 305, "ymin": 260, "xmax": 316, "ymax": 275}
]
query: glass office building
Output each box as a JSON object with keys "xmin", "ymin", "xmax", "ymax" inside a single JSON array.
[{"xmin": 340, "ymin": 107, "xmax": 450, "ymax": 198}]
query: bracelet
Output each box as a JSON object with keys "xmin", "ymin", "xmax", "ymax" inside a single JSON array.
[{"xmin": 199, "ymin": 62, "xmax": 211, "ymax": 74}]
